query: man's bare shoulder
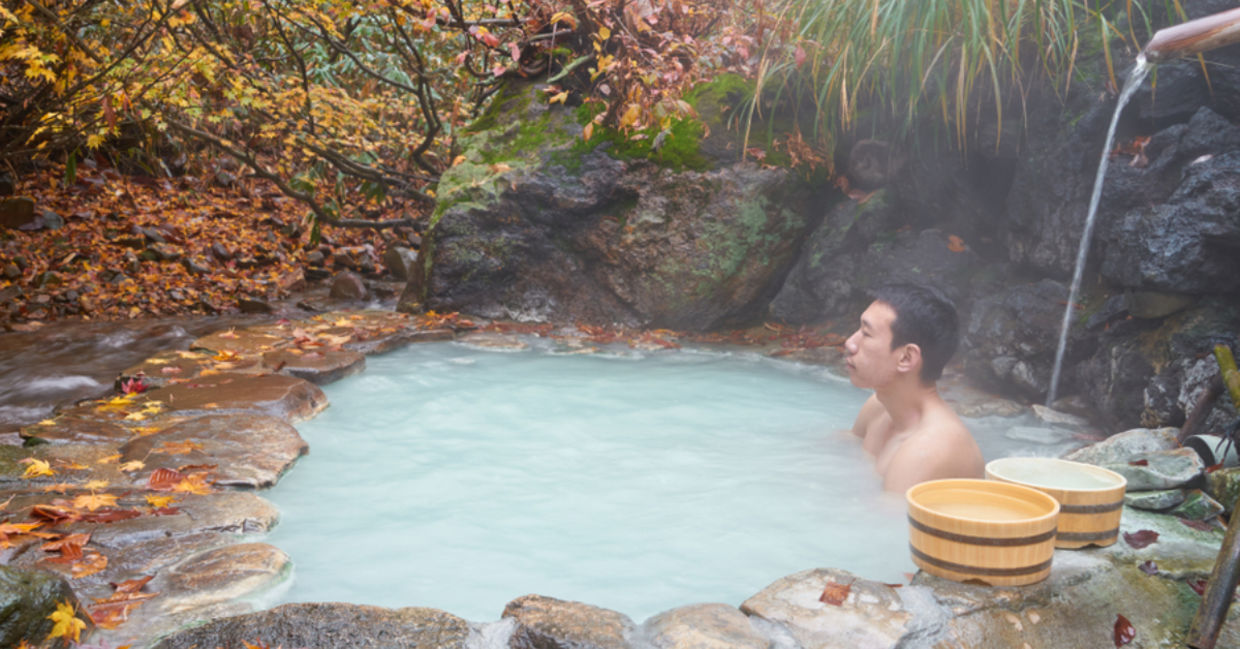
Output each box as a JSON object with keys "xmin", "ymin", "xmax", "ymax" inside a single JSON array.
[
  {"xmin": 881, "ymin": 409, "xmax": 983, "ymax": 492},
  {"xmin": 851, "ymin": 393, "xmax": 885, "ymax": 437}
]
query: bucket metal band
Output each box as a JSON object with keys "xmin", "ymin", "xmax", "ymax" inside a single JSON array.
[
  {"xmin": 1056, "ymin": 528, "xmax": 1120, "ymax": 542},
  {"xmin": 908, "ymin": 516, "xmax": 1057, "ymax": 546},
  {"xmin": 910, "ymin": 546, "xmax": 1054, "ymax": 577},
  {"xmin": 1058, "ymin": 501, "xmax": 1123, "ymax": 514}
]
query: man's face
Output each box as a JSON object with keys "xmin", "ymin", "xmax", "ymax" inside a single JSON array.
[{"xmin": 843, "ymin": 300, "xmax": 903, "ymax": 389}]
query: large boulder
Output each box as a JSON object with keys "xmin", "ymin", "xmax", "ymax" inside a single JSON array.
[
  {"xmin": 0, "ymin": 566, "xmax": 87, "ymax": 649},
  {"xmin": 401, "ymin": 81, "xmax": 821, "ymax": 330},
  {"xmin": 151, "ymin": 602, "xmax": 470, "ymax": 649}
]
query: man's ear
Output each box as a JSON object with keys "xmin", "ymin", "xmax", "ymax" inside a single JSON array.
[{"xmin": 896, "ymin": 343, "xmax": 922, "ymax": 374}]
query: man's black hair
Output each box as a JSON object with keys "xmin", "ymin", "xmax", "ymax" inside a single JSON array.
[{"xmin": 868, "ymin": 283, "xmax": 959, "ymax": 383}]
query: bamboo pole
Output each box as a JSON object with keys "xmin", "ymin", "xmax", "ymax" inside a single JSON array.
[{"xmin": 1185, "ymin": 345, "xmax": 1240, "ymax": 649}]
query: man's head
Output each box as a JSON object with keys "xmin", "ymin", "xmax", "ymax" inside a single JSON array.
[{"xmin": 844, "ymin": 283, "xmax": 959, "ymax": 387}]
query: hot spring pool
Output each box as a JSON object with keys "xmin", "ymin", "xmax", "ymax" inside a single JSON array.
[{"xmin": 263, "ymin": 338, "xmax": 1084, "ymax": 621}]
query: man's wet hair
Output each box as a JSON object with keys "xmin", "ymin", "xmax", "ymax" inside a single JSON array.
[{"xmin": 868, "ymin": 283, "xmax": 959, "ymax": 383}]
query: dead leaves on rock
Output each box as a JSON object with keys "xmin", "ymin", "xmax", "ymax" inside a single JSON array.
[
  {"xmin": 89, "ymin": 575, "xmax": 158, "ymax": 629},
  {"xmin": 819, "ymin": 579, "xmax": 854, "ymax": 606},
  {"xmin": 147, "ymin": 466, "xmax": 215, "ymax": 495}
]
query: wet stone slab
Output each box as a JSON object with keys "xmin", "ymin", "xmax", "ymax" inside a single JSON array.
[
  {"xmin": 191, "ymin": 330, "xmax": 290, "ymax": 357},
  {"xmin": 142, "ymin": 372, "xmax": 328, "ymax": 423},
  {"xmin": 18, "ymin": 414, "xmax": 134, "ymax": 445},
  {"xmin": 120, "ymin": 414, "xmax": 308, "ymax": 488},
  {"xmin": 261, "ymin": 347, "xmax": 366, "ymax": 385}
]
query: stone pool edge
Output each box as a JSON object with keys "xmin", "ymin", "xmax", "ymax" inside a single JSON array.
[{"xmin": 0, "ymin": 310, "xmax": 1235, "ymax": 649}]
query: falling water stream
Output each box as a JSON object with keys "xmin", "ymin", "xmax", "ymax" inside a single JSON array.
[{"xmin": 1046, "ymin": 57, "xmax": 1151, "ymax": 405}]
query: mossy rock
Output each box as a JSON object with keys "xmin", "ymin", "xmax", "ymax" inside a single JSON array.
[{"xmin": 0, "ymin": 566, "xmax": 88, "ymax": 649}]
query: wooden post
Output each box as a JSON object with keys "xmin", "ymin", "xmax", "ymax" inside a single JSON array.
[{"xmin": 1185, "ymin": 345, "xmax": 1240, "ymax": 649}]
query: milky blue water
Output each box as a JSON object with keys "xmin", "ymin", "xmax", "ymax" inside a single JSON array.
[{"xmin": 263, "ymin": 339, "xmax": 1083, "ymax": 622}]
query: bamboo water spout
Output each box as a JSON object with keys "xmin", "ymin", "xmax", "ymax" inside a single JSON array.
[{"xmin": 1142, "ymin": 7, "xmax": 1240, "ymax": 63}]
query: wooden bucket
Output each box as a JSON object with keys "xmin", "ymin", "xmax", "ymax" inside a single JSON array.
[
  {"xmin": 907, "ymin": 479, "xmax": 1059, "ymax": 586},
  {"xmin": 986, "ymin": 457, "xmax": 1126, "ymax": 549}
]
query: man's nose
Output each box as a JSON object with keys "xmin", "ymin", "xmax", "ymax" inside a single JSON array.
[{"xmin": 844, "ymin": 332, "xmax": 859, "ymax": 353}]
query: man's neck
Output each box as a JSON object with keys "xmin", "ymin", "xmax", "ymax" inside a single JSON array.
[{"xmin": 875, "ymin": 379, "xmax": 939, "ymax": 431}]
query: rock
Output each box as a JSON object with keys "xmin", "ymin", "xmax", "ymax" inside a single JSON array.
[
  {"xmin": 211, "ymin": 242, "xmax": 233, "ymax": 260},
  {"xmin": 330, "ymin": 271, "xmax": 368, "ymax": 300},
  {"xmin": 1064, "ymin": 427, "xmax": 1180, "ymax": 465},
  {"xmin": 0, "ymin": 196, "xmax": 36, "ymax": 229},
  {"xmin": 141, "ymin": 372, "xmax": 328, "ymax": 423},
  {"xmin": 192, "ymin": 330, "xmax": 288, "ymax": 356},
  {"xmin": 642, "ymin": 603, "xmax": 768, "ymax": 649},
  {"xmin": 1124, "ymin": 489, "xmax": 1187, "ymax": 511},
  {"xmin": 154, "ymin": 542, "xmax": 290, "ymax": 615},
  {"xmin": 0, "ymin": 173, "xmax": 13, "ymax": 196},
  {"xmin": 1206, "ymin": 467, "xmax": 1240, "ymax": 514},
  {"xmin": 24, "ymin": 208, "xmax": 63, "ymax": 231},
  {"xmin": 0, "ymin": 566, "xmax": 87, "ymax": 649},
  {"xmin": 408, "ymin": 82, "xmax": 817, "ymax": 330},
  {"xmin": 922, "ymin": 548, "xmax": 1234, "ymax": 648},
  {"xmin": 1125, "ymin": 291, "xmax": 1195, "ymax": 319},
  {"xmin": 3, "ymin": 263, "xmax": 19, "ymax": 279},
  {"xmin": 383, "ymin": 245, "xmax": 419, "ymax": 281},
  {"xmin": 771, "ymin": 215, "xmax": 983, "ymax": 326},
  {"xmin": 1107, "ymin": 506, "xmax": 1224, "ymax": 574},
  {"xmin": 120, "ymin": 414, "xmax": 308, "ymax": 488},
  {"xmin": 238, "ymin": 298, "xmax": 274, "ymax": 313},
  {"xmin": 458, "ymin": 331, "xmax": 529, "ymax": 351},
  {"xmin": 503, "ymin": 594, "xmax": 635, "ymax": 649},
  {"xmin": 262, "ymin": 348, "xmax": 366, "ymax": 384},
  {"xmin": 19, "ymin": 414, "xmax": 132, "ymax": 445},
  {"xmin": 1101, "ymin": 151, "xmax": 1240, "ymax": 294},
  {"xmin": 1103, "ymin": 447, "xmax": 1204, "ymax": 490},
  {"xmin": 961, "ymin": 279, "xmax": 1076, "ymax": 399},
  {"xmin": 1031, "ymin": 405, "xmax": 1090, "ymax": 428},
  {"xmin": 1169, "ymin": 489, "xmax": 1224, "ymax": 521},
  {"xmin": 182, "ymin": 256, "xmax": 211, "ymax": 274},
  {"xmin": 151, "ymin": 602, "xmax": 470, "ymax": 649},
  {"xmin": 740, "ymin": 568, "xmax": 909, "ymax": 649}
]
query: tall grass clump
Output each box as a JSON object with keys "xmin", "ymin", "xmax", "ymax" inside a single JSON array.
[{"xmin": 744, "ymin": 0, "xmax": 1112, "ymax": 157}]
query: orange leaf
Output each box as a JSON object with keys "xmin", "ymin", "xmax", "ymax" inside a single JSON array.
[
  {"xmin": 148, "ymin": 467, "xmax": 185, "ymax": 491},
  {"xmin": 70, "ymin": 550, "xmax": 108, "ymax": 578},
  {"xmin": 947, "ymin": 235, "xmax": 967, "ymax": 253},
  {"xmin": 819, "ymin": 579, "xmax": 853, "ymax": 606}
]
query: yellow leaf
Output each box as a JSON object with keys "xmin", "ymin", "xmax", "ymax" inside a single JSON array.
[
  {"xmin": 72, "ymin": 492, "xmax": 118, "ymax": 511},
  {"xmin": 549, "ymin": 11, "xmax": 577, "ymax": 28},
  {"xmin": 38, "ymin": 419, "xmax": 56, "ymax": 426},
  {"xmin": 119, "ymin": 460, "xmax": 145, "ymax": 472},
  {"xmin": 46, "ymin": 600, "xmax": 86, "ymax": 643},
  {"xmin": 583, "ymin": 122, "xmax": 594, "ymax": 141},
  {"xmin": 83, "ymin": 479, "xmax": 109, "ymax": 490},
  {"xmin": 597, "ymin": 25, "xmax": 611, "ymax": 40},
  {"xmin": 548, "ymin": 91, "xmax": 568, "ymax": 104},
  {"xmin": 451, "ymin": 154, "xmax": 466, "ymax": 167},
  {"xmin": 145, "ymin": 494, "xmax": 177, "ymax": 508},
  {"xmin": 21, "ymin": 458, "xmax": 54, "ymax": 479},
  {"xmin": 619, "ymin": 104, "xmax": 641, "ymax": 129},
  {"xmin": 123, "ymin": 411, "xmax": 147, "ymax": 421},
  {"xmin": 86, "ymin": 133, "xmax": 105, "ymax": 149},
  {"xmin": 97, "ymin": 453, "xmax": 121, "ymax": 464}
]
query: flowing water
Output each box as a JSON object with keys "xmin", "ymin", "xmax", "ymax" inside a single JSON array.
[
  {"xmin": 1047, "ymin": 58, "xmax": 1151, "ymax": 404},
  {"xmin": 264, "ymin": 339, "xmax": 1090, "ymax": 622}
]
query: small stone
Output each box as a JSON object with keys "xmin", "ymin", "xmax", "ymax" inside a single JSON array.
[
  {"xmin": 0, "ymin": 196, "xmax": 36, "ymax": 229},
  {"xmin": 1104, "ymin": 447, "xmax": 1205, "ymax": 491},
  {"xmin": 504, "ymin": 594, "xmax": 634, "ymax": 649},
  {"xmin": 211, "ymin": 242, "xmax": 233, "ymax": 260},
  {"xmin": 238, "ymin": 298, "xmax": 273, "ymax": 314},
  {"xmin": 1206, "ymin": 467, "xmax": 1240, "ymax": 514},
  {"xmin": 1169, "ymin": 489, "xmax": 1225, "ymax": 521},
  {"xmin": 182, "ymin": 257, "xmax": 211, "ymax": 274},
  {"xmin": 1124, "ymin": 489, "xmax": 1187, "ymax": 511},
  {"xmin": 305, "ymin": 250, "xmax": 325, "ymax": 265},
  {"xmin": 137, "ymin": 225, "xmax": 166, "ymax": 243},
  {"xmin": 1065, "ymin": 427, "xmax": 1180, "ymax": 465},
  {"xmin": 0, "ymin": 173, "xmax": 13, "ymax": 196},
  {"xmin": 383, "ymin": 245, "xmax": 419, "ymax": 281},
  {"xmin": 3, "ymin": 264, "xmax": 19, "ymax": 279},
  {"xmin": 329, "ymin": 272, "xmax": 367, "ymax": 300}
]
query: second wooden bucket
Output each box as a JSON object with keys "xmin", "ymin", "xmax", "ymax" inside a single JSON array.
[
  {"xmin": 986, "ymin": 457, "xmax": 1127, "ymax": 549},
  {"xmin": 907, "ymin": 479, "xmax": 1060, "ymax": 586}
]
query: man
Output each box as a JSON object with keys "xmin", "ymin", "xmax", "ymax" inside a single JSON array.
[{"xmin": 845, "ymin": 283, "xmax": 983, "ymax": 492}]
